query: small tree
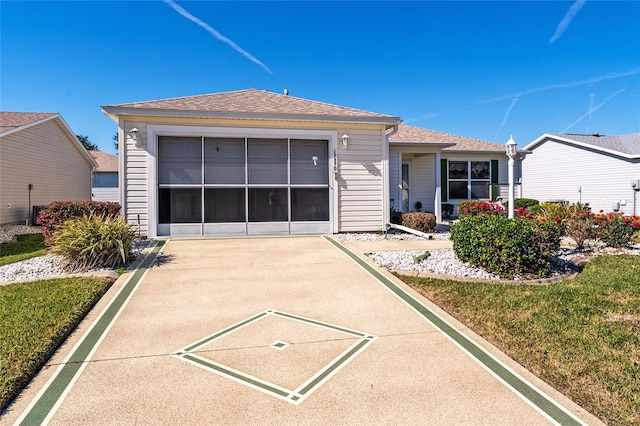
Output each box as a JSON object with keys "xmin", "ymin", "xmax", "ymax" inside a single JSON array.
[{"xmin": 76, "ymin": 134, "xmax": 98, "ymax": 151}]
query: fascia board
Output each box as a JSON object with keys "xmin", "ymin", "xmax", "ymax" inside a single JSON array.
[{"xmin": 100, "ymin": 106, "xmax": 402, "ymax": 126}]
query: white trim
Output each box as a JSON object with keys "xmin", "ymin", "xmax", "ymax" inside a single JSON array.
[
  {"xmin": 146, "ymin": 124, "xmax": 338, "ymax": 238},
  {"xmin": 434, "ymin": 152, "xmax": 442, "ymax": 222}
]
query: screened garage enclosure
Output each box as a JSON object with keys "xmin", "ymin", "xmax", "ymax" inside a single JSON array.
[{"xmin": 157, "ymin": 135, "xmax": 330, "ymax": 236}]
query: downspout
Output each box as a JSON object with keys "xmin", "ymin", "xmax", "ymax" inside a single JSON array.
[{"xmin": 384, "ymin": 125, "xmax": 399, "ymax": 227}]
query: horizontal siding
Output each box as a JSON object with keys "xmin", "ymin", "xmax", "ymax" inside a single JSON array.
[
  {"xmin": 336, "ymin": 127, "xmax": 385, "ymax": 232},
  {"xmin": 522, "ymin": 140, "xmax": 640, "ymax": 212},
  {"xmin": 1, "ymin": 120, "xmax": 92, "ymax": 224},
  {"xmin": 123, "ymin": 120, "xmax": 149, "ymax": 235},
  {"xmin": 92, "ymin": 187, "xmax": 119, "ymax": 203}
]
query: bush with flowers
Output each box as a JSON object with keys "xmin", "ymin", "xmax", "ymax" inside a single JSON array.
[
  {"xmin": 593, "ymin": 211, "xmax": 640, "ymax": 247},
  {"xmin": 456, "ymin": 200, "xmax": 505, "ymax": 218}
]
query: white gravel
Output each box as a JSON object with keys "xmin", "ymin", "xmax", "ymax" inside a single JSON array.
[{"xmin": 2, "ymin": 225, "xmax": 638, "ymax": 284}]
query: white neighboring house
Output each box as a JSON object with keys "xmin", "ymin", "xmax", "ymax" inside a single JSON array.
[
  {"xmin": 522, "ymin": 133, "xmax": 640, "ymax": 214},
  {"xmin": 90, "ymin": 151, "xmax": 119, "ymax": 203}
]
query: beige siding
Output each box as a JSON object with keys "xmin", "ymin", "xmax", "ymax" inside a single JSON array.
[
  {"xmin": 411, "ymin": 154, "xmax": 436, "ymax": 213},
  {"xmin": 336, "ymin": 127, "xmax": 385, "ymax": 232},
  {"xmin": 121, "ymin": 116, "xmax": 387, "ymax": 236},
  {"xmin": 0, "ymin": 119, "xmax": 93, "ymax": 224},
  {"xmin": 522, "ymin": 140, "xmax": 640, "ymax": 213},
  {"xmin": 389, "ymin": 150, "xmax": 401, "ymax": 210}
]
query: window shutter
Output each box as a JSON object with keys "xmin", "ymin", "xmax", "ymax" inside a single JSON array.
[
  {"xmin": 441, "ymin": 159, "xmax": 448, "ymax": 202},
  {"xmin": 490, "ymin": 160, "xmax": 499, "ymax": 200}
]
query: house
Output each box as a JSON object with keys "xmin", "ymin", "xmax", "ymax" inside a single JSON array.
[
  {"xmin": 389, "ymin": 125, "xmax": 521, "ymax": 217},
  {"xmin": 522, "ymin": 133, "xmax": 640, "ymax": 214},
  {"xmin": 102, "ymin": 89, "xmax": 519, "ymax": 238},
  {"xmin": 90, "ymin": 151, "xmax": 119, "ymax": 203},
  {"xmin": 0, "ymin": 112, "xmax": 97, "ymax": 225}
]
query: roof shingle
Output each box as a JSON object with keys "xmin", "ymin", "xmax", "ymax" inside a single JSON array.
[
  {"xmin": 0, "ymin": 112, "xmax": 57, "ymax": 134},
  {"xmin": 90, "ymin": 151, "xmax": 119, "ymax": 172},
  {"xmin": 390, "ymin": 124, "xmax": 506, "ymax": 152},
  {"xmin": 103, "ymin": 89, "xmax": 400, "ymax": 123},
  {"xmin": 547, "ymin": 133, "xmax": 640, "ymax": 156}
]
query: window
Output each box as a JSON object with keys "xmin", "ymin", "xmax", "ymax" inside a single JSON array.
[{"xmin": 448, "ymin": 161, "xmax": 490, "ymax": 200}]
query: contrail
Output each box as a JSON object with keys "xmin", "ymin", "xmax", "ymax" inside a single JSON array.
[
  {"xmin": 549, "ymin": 0, "xmax": 587, "ymax": 44},
  {"xmin": 561, "ymin": 88, "xmax": 626, "ymax": 133},
  {"xmin": 404, "ymin": 112, "xmax": 440, "ymax": 124},
  {"xmin": 478, "ymin": 67, "xmax": 640, "ymax": 104},
  {"xmin": 494, "ymin": 97, "xmax": 518, "ymax": 140},
  {"xmin": 163, "ymin": 0, "xmax": 273, "ymax": 74}
]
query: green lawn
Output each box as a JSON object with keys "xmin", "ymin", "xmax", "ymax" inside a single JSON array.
[
  {"xmin": 399, "ymin": 254, "xmax": 640, "ymax": 426},
  {"xmin": 0, "ymin": 233, "xmax": 46, "ymax": 267},
  {"xmin": 0, "ymin": 277, "xmax": 113, "ymax": 411}
]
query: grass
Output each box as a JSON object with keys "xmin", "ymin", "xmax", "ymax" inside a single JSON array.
[
  {"xmin": 0, "ymin": 233, "xmax": 46, "ymax": 267},
  {"xmin": 0, "ymin": 276, "xmax": 113, "ymax": 412},
  {"xmin": 399, "ymin": 254, "xmax": 640, "ymax": 426}
]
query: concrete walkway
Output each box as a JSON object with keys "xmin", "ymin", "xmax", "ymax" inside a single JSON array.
[{"xmin": 5, "ymin": 236, "xmax": 601, "ymax": 425}]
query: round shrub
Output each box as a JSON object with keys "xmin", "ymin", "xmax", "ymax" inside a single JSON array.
[
  {"xmin": 52, "ymin": 214, "xmax": 136, "ymax": 271},
  {"xmin": 514, "ymin": 198, "xmax": 540, "ymax": 209},
  {"xmin": 456, "ymin": 200, "xmax": 504, "ymax": 218},
  {"xmin": 402, "ymin": 212, "xmax": 436, "ymax": 233},
  {"xmin": 450, "ymin": 214, "xmax": 562, "ymax": 278}
]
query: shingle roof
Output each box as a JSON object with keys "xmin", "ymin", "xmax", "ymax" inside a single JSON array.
[
  {"xmin": 390, "ymin": 124, "xmax": 506, "ymax": 152},
  {"xmin": 547, "ymin": 133, "xmax": 640, "ymax": 157},
  {"xmin": 90, "ymin": 151, "xmax": 119, "ymax": 172},
  {"xmin": 102, "ymin": 89, "xmax": 400, "ymax": 124},
  {"xmin": 0, "ymin": 112, "xmax": 56, "ymax": 134}
]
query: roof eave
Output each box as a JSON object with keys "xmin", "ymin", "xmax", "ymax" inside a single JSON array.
[
  {"xmin": 389, "ymin": 142, "xmax": 457, "ymax": 149},
  {"xmin": 101, "ymin": 106, "xmax": 402, "ymax": 126}
]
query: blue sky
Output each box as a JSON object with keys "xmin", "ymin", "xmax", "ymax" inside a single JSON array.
[{"xmin": 2, "ymin": 0, "xmax": 639, "ymax": 154}]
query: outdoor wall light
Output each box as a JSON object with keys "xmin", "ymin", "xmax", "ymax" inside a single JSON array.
[
  {"xmin": 312, "ymin": 155, "xmax": 319, "ymax": 166},
  {"xmin": 129, "ymin": 128, "xmax": 143, "ymax": 147},
  {"xmin": 341, "ymin": 134, "xmax": 349, "ymax": 149},
  {"xmin": 505, "ymin": 135, "xmax": 517, "ymax": 219}
]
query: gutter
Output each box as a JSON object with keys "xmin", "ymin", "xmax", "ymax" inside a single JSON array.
[{"xmin": 387, "ymin": 223, "xmax": 434, "ymax": 239}]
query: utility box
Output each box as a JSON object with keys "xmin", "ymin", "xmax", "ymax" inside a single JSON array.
[{"xmin": 632, "ymin": 179, "xmax": 640, "ymax": 191}]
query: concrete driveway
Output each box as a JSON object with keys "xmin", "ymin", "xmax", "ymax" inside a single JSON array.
[{"xmin": 5, "ymin": 236, "xmax": 601, "ymax": 425}]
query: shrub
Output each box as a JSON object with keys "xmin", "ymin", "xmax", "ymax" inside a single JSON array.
[
  {"xmin": 390, "ymin": 207, "xmax": 403, "ymax": 225},
  {"xmin": 593, "ymin": 212, "xmax": 640, "ymax": 247},
  {"xmin": 52, "ymin": 214, "xmax": 136, "ymax": 271},
  {"xmin": 514, "ymin": 198, "xmax": 540, "ymax": 209},
  {"xmin": 402, "ymin": 212, "xmax": 436, "ymax": 233},
  {"xmin": 38, "ymin": 201, "xmax": 121, "ymax": 244},
  {"xmin": 563, "ymin": 206, "xmax": 594, "ymax": 249},
  {"xmin": 451, "ymin": 214, "xmax": 561, "ymax": 278},
  {"xmin": 537, "ymin": 202, "xmax": 568, "ymax": 224},
  {"xmin": 456, "ymin": 200, "xmax": 504, "ymax": 218}
]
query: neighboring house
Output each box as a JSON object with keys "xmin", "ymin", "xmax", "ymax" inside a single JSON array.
[
  {"xmin": 389, "ymin": 125, "xmax": 522, "ymax": 217},
  {"xmin": 102, "ymin": 89, "xmax": 519, "ymax": 238},
  {"xmin": 90, "ymin": 151, "xmax": 119, "ymax": 203},
  {"xmin": 522, "ymin": 133, "xmax": 640, "ymax": 214},
  {"xmin": 0, "ymin": 112, "xmax": 97, "ymax": 225}
]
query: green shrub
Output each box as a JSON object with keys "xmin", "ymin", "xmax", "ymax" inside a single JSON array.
[
  {"xmin": 514, "ymin": 198, "xmax": 540, "ymax": 209},
  {"xmin": 456, "ymin": 200, "xmax": 504, "ymax": 218},
  {"xmin": 390, "ymin": 207, "xmax": 403, "ymax": 225},
  {"xmin": 451, "ymin": 214, "xmax": 561, "ymax": 278},
  {"xmin": 402, "ymin": 212, "xmax": 436, "ymax": 233},
  {"xmin": 537, "ymin": 202, "xmax": 568, "ymax": 224},
  {"xmin": 38, "ymin": 201, "xmax": 121, "ymax": 244},
  {"xmin": 52, "ymin": 214, "xmax": 136, "ymax": 271}
]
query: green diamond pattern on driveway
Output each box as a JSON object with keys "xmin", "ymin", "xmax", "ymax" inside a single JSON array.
[{"xmin": 172, "ymin": 309, "xmax": 376, "ymax": 405}]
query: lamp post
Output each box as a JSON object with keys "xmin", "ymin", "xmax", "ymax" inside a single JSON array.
[{"xmin": 506, "ymin": 135, "xmax": 517, "ymax": 219}]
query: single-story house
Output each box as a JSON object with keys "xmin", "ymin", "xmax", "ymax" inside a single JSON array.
[
  {"xmin": 90, "ymin": 151, "xmax": 119, "ymax": 203},
  {"xmin": 522, "ymin": 133, "xmax": 640, "ymax": 214},
  {"xmin": 0, "ymin": 112, "xmax": 97, "ymax": 225},
  {"xmin": 102, "ymin": 89, "xmax": 521, "ymax": 238}
]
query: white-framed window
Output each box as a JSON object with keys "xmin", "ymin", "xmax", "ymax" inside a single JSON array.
[{"xmin": 448, "ymin": 160, "xmax": 491, "ymax": 199}]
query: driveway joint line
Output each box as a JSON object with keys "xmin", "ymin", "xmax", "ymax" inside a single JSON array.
[
  {"xmin": 14, "ymin": 240, "xmax": 167, "ymax": 426},
  {"xmin": 323, "ymin": 235, "xmax": 586, "ymax": 426}
]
